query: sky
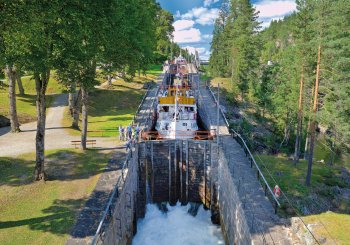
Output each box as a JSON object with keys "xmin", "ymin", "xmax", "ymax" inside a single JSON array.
[{"xmin": 157, "ymin": 0, "xmax": 297, "ymax": 60}]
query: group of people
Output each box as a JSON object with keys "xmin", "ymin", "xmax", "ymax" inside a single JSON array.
[
  {"xmin": 119, "ymin": 124, "xmax": 141, "ymax": 152},
  {"xmin": 118, "ymin": 124, "xmax": 141, "ymax": 142}
]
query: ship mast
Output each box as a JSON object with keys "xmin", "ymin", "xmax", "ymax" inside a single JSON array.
[{"xmin": 174, "ymin": 74, "xmax": 179, "ymax": 139}]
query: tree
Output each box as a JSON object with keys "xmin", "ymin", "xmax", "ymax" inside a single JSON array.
[
  {"xmin": 209, "ymin": 0, "xmax": 231, "ymax": 77},
  {"xmin": 306, "ymin": 45, "xmax": 321, "ymax": 186},
  {"xmin": 293, "ymin": 0, "xmax": 315, "ymax": 163},
  {"xmin": 229, "ymin": 0, "xmax": 260, "ymax": 100},
  {"xmin": 0, "ymin": 2, "xmax": 25, "ymax": 133},
  {"xmin": 5, "ymin": 65, "xmax": 20, "ymax": 132},
  {"xmin": 1, "ymin": 1, "xmax": 81, "ymax": 179},
  {"xmin": 154, "ymin": 6, "xmax": 174, "ymax": 61},
  {"xmin": 16, "ymin": 67, "xmax": 25, "ymax": 95}
]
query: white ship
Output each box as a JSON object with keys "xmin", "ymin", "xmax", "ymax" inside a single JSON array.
[
  {"xmin": 155, "ymin": 56, "xmax": 199, "ymax": 139},
  {"xmin": 155, "ymin": 86, "xmax": 198, "ymax": 139}
]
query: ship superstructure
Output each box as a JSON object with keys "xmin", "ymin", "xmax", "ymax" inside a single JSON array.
[
  {"xmin": 155, "ymin": 56, "xmax": 199, "ymax": 139},
  {"xmin": 155, "ymin": 86, "xmax": 198, "ymax": 139}
]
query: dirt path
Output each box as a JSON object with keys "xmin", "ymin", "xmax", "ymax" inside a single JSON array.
[{"xmin": 0, "ymin": 94, "xmax": 116, "ymax": 157}]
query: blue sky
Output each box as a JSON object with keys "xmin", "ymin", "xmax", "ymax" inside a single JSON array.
[{"xmin": 157, "ymin": 0, "xmax": 297, "ymax": 60}]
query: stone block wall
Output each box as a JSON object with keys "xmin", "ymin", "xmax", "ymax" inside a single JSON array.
[
  {"xmin": 216, "ymin": 146, "xmax": 251, "ymax": 244},
  {"xmin": 140, "ymin": 140, "xmax": 212, "ymax": 206},
  {"xmin": 95, "ymin": 147, "xmax": 139, "ymax": 245}
]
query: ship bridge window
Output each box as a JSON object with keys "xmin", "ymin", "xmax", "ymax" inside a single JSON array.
[
  {"xmin": 183, "ymin": 123, "xmax": 187, "ymax": 126},
  {"xmin": 162, "ymin": 106, "xmax": 169, "ymax": 112}
]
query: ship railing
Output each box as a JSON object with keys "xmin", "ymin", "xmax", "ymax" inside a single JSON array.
[
  {"xmin": 157, "ymin": 112, "xmax": 196, "ymax": 121},
  {"xmin": 141, "ymin": 130, "xmax": 214, "ymax": 141},
  {"xmin": 159, "ymin": 85, "xmax": 193, "ymax": 90}
]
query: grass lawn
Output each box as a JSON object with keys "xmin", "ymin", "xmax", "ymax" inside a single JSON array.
[
  {"xmin": 63, "ymin": 65, "xmax": 162, "ymax": 138},
  {"xmin": 0, "ymin": 75, "xmax": 65, "ymax": 124},
  {"xmin": 255, "ymin": 153, "xmax": 350, "ymax": 244},
  {"xmin": 0, "ymin": 149, "xmax": 112, "ymax": 245},
  {"xmin": 206, "ymin": 73, "xmax": 350, "ymax": 244},
  {"xmin": 303, "ymin": 212, "xmax": 350, "ymax": 245}
]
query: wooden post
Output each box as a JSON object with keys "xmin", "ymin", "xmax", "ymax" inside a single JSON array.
[{"xmin": 306, "ymin": 45, "xmax": 321, "ymax": 186}]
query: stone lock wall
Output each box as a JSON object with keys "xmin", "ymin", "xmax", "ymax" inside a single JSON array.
[
  {"xmin": 215, "ymin": 146, "xmax": 251, "ymax": 244},
  {"xmin": 139, "ymin": 140, "xmax": 213, "ymax": 207},
  {"xmin": 95, "ymin": 146, "xmax": 139, "ymax": 245}
]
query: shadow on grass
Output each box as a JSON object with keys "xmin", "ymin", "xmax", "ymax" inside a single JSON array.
[
  {"xmin": 0, "ymin": 125, "xmax": 11, "ymax": 136},
  {"xmin": 0, "ymin": 198, "xmax": 85, "ymax": 235},
  {"xmin": 16, "ymin": 94, "xmax": 58, "ymax": 107},
  {"xmin": 88, "ymin": 89, "xmax": 143, "ymax": 117},
  {"xmin": 0, "ymin": 148, "xmax": 126, "ymax": 239},
  {"xmin": 21, "ymin": 126, "xmax": 71, "ymax": 133},
  {"xmin": 0, "ymin": 149, "xmax": 116, "ymax": 187}
]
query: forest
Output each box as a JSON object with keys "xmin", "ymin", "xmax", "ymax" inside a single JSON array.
[
  {"xmin": 0, "ymin": 0, "xmax": 190, "ymax": 180},
  {"xmin": 209, "ymin": 0, "xmax": 350, "ymax": 185}
]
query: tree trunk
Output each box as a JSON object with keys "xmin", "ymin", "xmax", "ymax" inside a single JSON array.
[
  {"xmin": 328, "ymin": 140, "xmax": 335, "ymax": 166},
  {"xmin": 294, "ymin": 65, "xmax": 304, "ymax": 165},
  {"xmin": 328, "ymin": 127, "xmax": 336, "ymax": 166},
  {"xmin": 107, "ymin": 74, "xmax": 112, "ymax": 86},
  {"xmin": 34, "ymin": 71, "xmax": 50, "ymax": 181},
  {"xmin": 81, "ymin": 86, "xmax": 88, "ymax": 150},
  {"xmin": 5, "ymin": 65, "xmax": 21, "ymax": 132},
  {"xmin": 306, "ymin": 45, "xmax": 321, "ymax": 186},
  {"xmin": 68, "ymin": 83, "xmax": 76, "ymax": 116},
  {"xmin": 16, "ymin": 69, "xmax": 25, "ymax": 95},
  {"xmin": 304, "ymin": 84, "xmax": 315, "ymax": 160},
  {"xmin": 304, "ymin": 119, "xmax": 311, "ymax": 160},
  {"xmin": 72, "ymin": 88, "xmax": 81, "ymax": 129}
]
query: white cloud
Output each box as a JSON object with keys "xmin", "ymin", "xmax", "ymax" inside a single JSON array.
[
  {"xmin": 204, "ymin": 0, "xmax": 220, "ymax": 7},
  {"xmin": 173, "ymin": 20, "xmax": 195, "ymax": 31},
  {"xmin": 203, "ymin": 34, "xmax": 213, "ymax": 40},
  {"xmin": 260, "ymin": 17, "xmax": 284, "ymax": 29},
  {"xmin": 173, "ymin": 28, "xmax": 202, "ymax": 43},
  {"xmin": 254, "ymin": 0, "xmax": 296, "ymax": 19},
  {"xmin": 202, "ymin": 50, "xmax": 211, "ymax": 60},
  {"xmin": 181, "ymin": 7, "xmax": 220, "ymax": 26},
  {"xmin": 182, "ymin": 46, "xmax": 210, "ymax": 60},
  {"xmin": 182, "ymin": 46, "xmax": 206, "ymax": 55},
  {"xmin": 254, "ymin": 0, "xmax": 297, "ymax": 29},
  {"xmin": 174, "ymin": 10, "xmax": 181, "ymax": 19}
]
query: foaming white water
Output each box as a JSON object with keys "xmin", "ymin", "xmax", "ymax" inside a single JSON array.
[{"xmin": 133, "ymin": 203, "xmax": 224, "ymax": 245}]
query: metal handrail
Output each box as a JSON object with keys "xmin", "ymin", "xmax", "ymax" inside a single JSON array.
[
  {"xmin": 207, "ymin": 85, "xmax": 230, "ymax": 128},
  {"xmin": 91, "ymin": 147, "xmax": 134, "ymax": 245},
  {"xmin": 133, "ymin": 87, "xmax": 151, "ymax": 123},
  {"xmin": 206, "ymin": 85, "xmax": 280, "ymax": 208},
  {"xmin": 144, "ymin": 86, "xmax": 160, "ymax": 127},
  {"xmin": 91, "ymin": 175, "xmax": 123, "ymax": 245}
]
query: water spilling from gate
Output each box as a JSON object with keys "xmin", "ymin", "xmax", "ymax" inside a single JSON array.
[{"xmin": 133, "ymin": 203, "xmax": 224, "ymax": 245}]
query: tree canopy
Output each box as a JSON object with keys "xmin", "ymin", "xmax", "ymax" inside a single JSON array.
[{"xmin": 209, "ymin": 0, "xmax": 350, "ymax": 183}]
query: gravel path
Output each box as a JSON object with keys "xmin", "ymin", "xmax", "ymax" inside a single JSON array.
[{"xmin": 0, "ymin": 94, "xmax": 116, "ymax": 157}]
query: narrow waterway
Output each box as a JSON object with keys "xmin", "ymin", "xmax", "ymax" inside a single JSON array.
[{"xmin": 133, "ymin": 203, "xmax": 224, "ymax": 245}]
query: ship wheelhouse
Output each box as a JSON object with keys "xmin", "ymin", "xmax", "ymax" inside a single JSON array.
[{"xmin": 155, "ymin": 86, "xmax": 199, "ymax": 139}]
